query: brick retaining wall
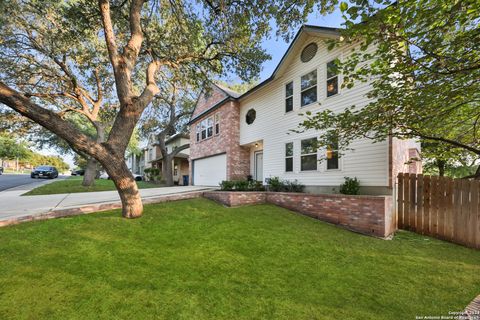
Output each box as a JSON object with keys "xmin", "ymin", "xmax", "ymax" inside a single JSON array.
[
  {"xmin": 204, "ymin": 191, "xmax": 394, "ymax": 238},
  {"xmin": 204, "ymin": 191, "xmax": 266, "ymax": 207}
]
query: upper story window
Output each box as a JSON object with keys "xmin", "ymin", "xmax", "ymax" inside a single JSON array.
[
  {"xmin": 327, "ymin": 60, "xmax": 339, "ymax": 97},
  {"xmin": 285, "ymin": 142, "xmax": 293, "ymax": 172},
  {"xmin": 285, "ymin": 81, "xmax": 293, "ymax": 113},
  {"xmin": 198, "ymin": 116, "xmax": 214, "ymax": 142},
  {"xmin": 301, "ymin": 137, "xmax": 318, "ymax": 171},
  {"xmin": 207, "ymin": 117, "xmax": 214, "ymax": 138},
  {"xmin": 214, "ymin": 113, "xmax": 220, "ymax": 135},
  {"xmin": 326, "ymin": 135, "xmax": 339, "ymax": 170},
  {"xmin": 148, "ymin": 148, "xmax": 153, "ymax": 161},
  {"xmin": 201, "ymin": 120, "xmax": 207, "ymax": 139},
  {"xmin": 301, "ymin": 70, "xmax": 317, "ymax": 107},
  {"xmin": 195, "ymin": 124, "xmax": 200, "ymax": 142}
]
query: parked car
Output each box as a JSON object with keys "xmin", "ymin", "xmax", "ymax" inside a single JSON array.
[
  {"xmin": 99, "ymin": 172, "xmax": 110, "ymax": 180},
  {"xmin": 0, "ymin": 166, "xmax": 3, "ymax": 175},
  {"xmin": 71, "ymin": 169, "xmax": 85, "ymax": 176},
  {"xmin": 31, "ymin": 166, "xmax": 59, "ymax": 179}
]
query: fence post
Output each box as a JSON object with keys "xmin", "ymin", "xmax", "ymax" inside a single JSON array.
[
  {"xmin": 472, "ymin": 180, "xmax": 480, "ymax": 249},
  {"xmin": 423, "ymin": 175, "xmax": 431, "ymax": 236},
  {"xmin": 404, "ymin": 173, "xmax": 410, "ymax": 230},
  {"xmin": 398, "ymin": 173, "xmax": 404, "ymax": 229},
  {"xmin": 416, "ymin": 174, "xmax": 424, "ymax": 233}
]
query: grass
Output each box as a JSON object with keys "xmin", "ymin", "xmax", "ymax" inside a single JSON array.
[
  {"xmin": 23, "ymin": 176, "xmax": 161, "ymax": 195},
  {"xmin": 0, "ymin": 198, "xmax": 479, "ymax": 319}
]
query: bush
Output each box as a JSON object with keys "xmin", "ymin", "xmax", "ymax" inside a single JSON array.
[
  {"xmin": 267, "ymin": 177, "xmax": 305, "ymax": 193},
  {"xmin": 144, "ymin": 168, "xmax": 161, "ymax": 182},
  {"xmin": 339, "ymin": 177, "xmax": 360, "ymax": 195},
  {"xmin": 267, "ymin": 176, "xmax": 285, "ymax": 192},
  {"xmin": 284, "ymin": 180, "xmax": 305, "ymax": 193},
  {"xmin": 219, "ymin": 180, "xmax": 265, "ymax": 191}
]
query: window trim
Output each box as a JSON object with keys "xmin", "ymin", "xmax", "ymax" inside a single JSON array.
[
  {"xmin": 300, "ymin": 69, "xmax": 318, "ymax": 107},
  {"xmin": 214, "ymin": 113, "xmax": 220, "ymax": 135},
  {"xmin": 300, "ymin": 137, "xmax": 318, "ymax": 171},
  {"xmin": 326, "ymin": 59, "xmax": 339, "ymax": 98},
  {"xmin": 285, "ymin": 81, "xmax": 294, "ymax": 113},
  {"xmin": 285, "ymin": 142, "xmax": 294, "ymax": 172}
]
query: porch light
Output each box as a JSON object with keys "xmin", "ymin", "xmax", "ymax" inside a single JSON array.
[{"xmin": 255, "ymin": 143, "xmax": 258, "ymax": 148}]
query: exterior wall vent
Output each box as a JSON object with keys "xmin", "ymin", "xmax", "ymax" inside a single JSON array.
[{"xmin": 301, "ymin": 42, "xmax": 318, "ymax": 63}]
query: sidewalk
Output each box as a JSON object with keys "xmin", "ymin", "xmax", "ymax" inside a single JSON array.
[{"xmin": 0, "ymin": 183, "xmax": 213, "ymax": 226}]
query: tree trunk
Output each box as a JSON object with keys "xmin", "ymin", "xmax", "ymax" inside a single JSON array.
[
  {"xmin": 163, "ymin": 156, "xmax": 174, "ymax": 186},
  {"xmin": 82, "ymin": 157, "xmax": 97, "ymax": 186},
  {"xmin": 436, "ymin": 159, "xmax": 446, "ymax": 177},
  {"xmin": 103, "ymin": 158, "xmax": 143, "ymax": 218}
]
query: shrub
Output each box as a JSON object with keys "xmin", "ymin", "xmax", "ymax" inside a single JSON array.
[
  {"xmin": 267, "ymin": 177, "xmax": 304, "ymax": 193},
  {"xmin": 284, "ymin": 180, "xmax": 305, "ymax": 193},
  {"xmin": 267, "ymin": 176, "xmax": 285, "ymax": 192},
  {"xmin": 339, "ymin": 177, "xmax": 360, "ymax": 195},
  {"xmin": 144, "ymin": 168, "xmax": 161, "ymax": 182},
  {"xmin": 219, "ymin": 180, "xmax": 265, "ymax": 191},
  {"xmin": 220, "ymin": 180, "xmax": 235, "ymax": 191}
]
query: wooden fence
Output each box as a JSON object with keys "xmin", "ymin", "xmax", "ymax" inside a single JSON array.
[{"xmin": 397, "ymin": 173, "xmax": 480, "ymax": 249}]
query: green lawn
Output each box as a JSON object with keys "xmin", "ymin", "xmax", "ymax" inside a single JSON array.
[
  {"xmin": 0, "ymin": 198, "xmax": 479, "ymax": 319},
  {"xmin": 23, "ymin": 176, "xmax": 160, "ymax": 195}
]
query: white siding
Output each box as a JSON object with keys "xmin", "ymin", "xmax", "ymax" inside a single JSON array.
[{"xmin": 239, "ymin": 36, "xmax": 388, "ymax": 187}]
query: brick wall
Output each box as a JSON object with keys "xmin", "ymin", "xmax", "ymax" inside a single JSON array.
[
  {"xmin": 189, "ymin": 100, "xmax": 250, "ymax": 183},
  {"xmin": 204, "ymin": 191, "xmax": 395, "ymax": 238},
  {"xmin": 204, "ymin": 191, "xmax": 266, "ymax": 207},
  {"xmin": 192, "ymin": 86, "xmax": 228, "ymax": 118}
]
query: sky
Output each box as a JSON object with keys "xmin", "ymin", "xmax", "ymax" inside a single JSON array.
[{"xmin": 39, "ymin": 8, "xmax": 345, "ymax": 169}]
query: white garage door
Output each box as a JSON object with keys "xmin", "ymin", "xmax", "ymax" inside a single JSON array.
[{"xmin": 193, "ymin": 154, "xmax": 227, "ymax": 186}]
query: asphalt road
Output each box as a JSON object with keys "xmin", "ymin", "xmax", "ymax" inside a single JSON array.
[{"xmin": 0, "ymin": 174, "xmax": 36, "ymax": 192}]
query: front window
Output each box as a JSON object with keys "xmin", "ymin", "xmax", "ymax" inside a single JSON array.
[
  {"xmin": 301, "ymin": 138, "xmax": 318, "ymax": 171},
  {"xmin": 174, "ymin": 164, "xmax": 178, "ymax": 176},
  {"xmin": 214, "ymin": 113, "xmax": 220, "ymax": 135},
  {"xmin": 326, "ymin": 135, "xmax": 339, "ymax": 170},
  {"xmin": 285, "ymin": 81, "xmax": 293, "ymax": 112},
  {"xmin": 196, "ymin": 124, "xmax": 200, "ymax": 142},
  {"xmin": 207, "ymin": 117, "xmax": 213, "ymax": 138},
  {"xmin": 301, "ymin": 70, "xmax": 317, "ymax": 107},
  {"xmin": 285, "ymin": 142, "xmax": 293, "ymax": 172},
  {"xmin": 201, "ymin": 120, "xmax": 207, "ymax": 139},
  {"xmin": 327, "ymin": 60, "xmax": 339, "ymax": 97}
]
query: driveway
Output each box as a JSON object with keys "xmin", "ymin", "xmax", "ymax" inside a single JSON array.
[{"xmin": 0, "ymin": 174, "xmax": 63, "ymax": 192}]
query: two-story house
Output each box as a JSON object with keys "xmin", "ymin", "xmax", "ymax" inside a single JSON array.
[{"xmin": 188, "ymin": 25, "xmax": 421, "ymax": 194}]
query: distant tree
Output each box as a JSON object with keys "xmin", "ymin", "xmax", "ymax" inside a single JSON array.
[
  {"xmin": 140, "ymin": 78, "xmax": 195, "ymax": 186},
  {"xmin": 0, "ymin": 0, "xmax": 337, "ymax": 217},
  {"xmin": 0, "ymin": 135, "xmax": 29, "ymax": 166},
  {"xmin": 298, "ymin": 1, "xmax": 480, "ymax": 178},
  {"xmin": 218, "ymin": 80, "xmax": 259, "ymax": 94}
]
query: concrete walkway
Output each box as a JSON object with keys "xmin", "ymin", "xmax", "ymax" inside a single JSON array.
[{"xmin": 0, "ymin": 183, "xmax": 212, "ymax": 225}]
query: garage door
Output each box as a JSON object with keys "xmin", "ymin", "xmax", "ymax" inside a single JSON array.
[{"xmin": 193, "ymin": 154, "xmax": 227, "ymax": 186}]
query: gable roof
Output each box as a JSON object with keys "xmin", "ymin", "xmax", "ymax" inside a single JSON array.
[
  {"xmin": 238, "ymin": 25, "xmax": 340, "ymax": 100},
  {"xmin": 188, "ymin": 25, "xmax": 341, "ymax": 124}
]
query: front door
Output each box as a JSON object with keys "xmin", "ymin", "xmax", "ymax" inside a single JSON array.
[{"xmin": 255, "ymin": 152, "xmax": 263, "ymax": 182}]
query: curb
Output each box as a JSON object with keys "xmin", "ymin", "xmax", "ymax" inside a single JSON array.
[{"xmin": 0, "ymin": 190, "xmax": 205, "ymax": 228}]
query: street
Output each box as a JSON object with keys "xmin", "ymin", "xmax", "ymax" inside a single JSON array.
[{"xmin": 0, "ymin": 173, "xmax": 41, "ymax": 192}]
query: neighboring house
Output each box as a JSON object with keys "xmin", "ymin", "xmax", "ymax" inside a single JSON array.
[
  {"xmin": 128, "ymin": 133, "xmax": 190, "ymax": 185},
  {"xmin": 188, "ymin": 25, "xmax": 421, "ymax": 194}
]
